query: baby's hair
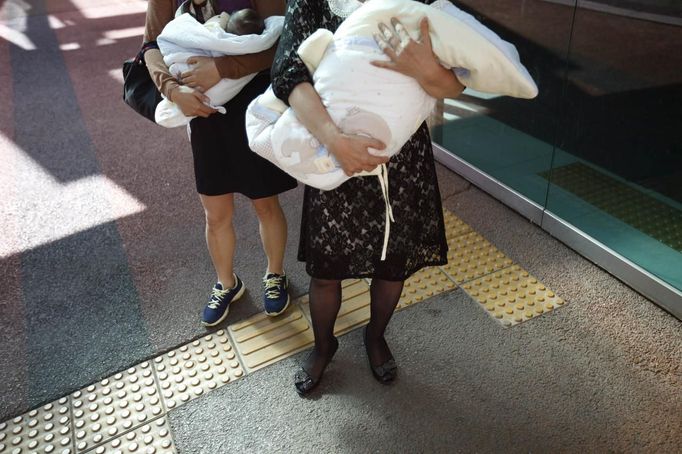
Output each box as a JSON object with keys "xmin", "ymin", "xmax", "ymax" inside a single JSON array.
[{"xmin": 226, "ymin": 9, "xmax": 265, "ymax": 35}]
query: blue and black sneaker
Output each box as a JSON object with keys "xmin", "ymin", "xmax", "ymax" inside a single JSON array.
[
  {"xmin": 201, "ymin": 274, "xmax": 245, "ymax": 327},
  {"xmin": 263, "ymin": 272, "xmax": 290, "ymax": 317}
]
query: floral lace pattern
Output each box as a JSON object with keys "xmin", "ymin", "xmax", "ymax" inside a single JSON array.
[{"xmin": 271, "ymin": 0, "xmax": 446, "ymax": 281}]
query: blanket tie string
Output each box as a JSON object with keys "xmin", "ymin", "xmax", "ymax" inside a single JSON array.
[{"xmin": 377, "ymin": 163, "xmax": 394, "ymax": 261}]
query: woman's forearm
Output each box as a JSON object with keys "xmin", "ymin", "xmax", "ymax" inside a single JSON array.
[
  {"xmin": 288, "ymin": 82, "xmax": 340, "ymax": 147},
  {"xmin": 287, "ymin": 82, "xmax": 388, "ymax": 175},
  {"xmin": 419, "ymin": 64, "xmax": 465, "ymax": 99},
  {"xmin": 214, "ymin": 44, "xmax": 277, "ymax": 80},
  {"xmin": 144, "ymin": 48, "xmax": 180, "ymax": 100}
]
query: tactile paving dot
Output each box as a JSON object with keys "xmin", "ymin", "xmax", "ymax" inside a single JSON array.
[
  {"xmin": 71, "ymin": 362, "xmax": 163, "ymax": 453},
  {"xmin": 398, "ymin": 267, "xmax": 456, "ymax": 309},
  {"xmin": 441, "ymin": 231, "xmax": 513, "ymax": 284},
  {"xmin": 0, "ymin": 397, "xmax": 72, "ymax": 454},
  {"xmin": 462, "ymin": 265, "xmax": 565, "ymax": 327},
  {"xmin": 90, "ymin": 417, "xmax": 176, "ymax": 454},
  {"xmin": 229, "ymin": 306, "xmax": 313, "ymax": 373},
  {"xmin": 301, "ymin": 279, "xmax": 373, "ymax": 336},
  {"xmin": 442, "ymin": 208, "xmax": 473, "ymax": 241},
  {"xmin": 154, "ymin": 331, "xmax": 245, "ymax": 410}
]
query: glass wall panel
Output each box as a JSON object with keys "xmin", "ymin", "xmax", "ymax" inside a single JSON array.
[
  {"xmin": 431, "ymin": 0, "xmax": 576, "ymax": 206},
  {"xmin": 545, "ymin": 2, "xmax": 682, "ymax": 290}
]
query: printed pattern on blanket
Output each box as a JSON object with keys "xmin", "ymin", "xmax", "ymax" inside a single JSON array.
[
  {"xmin": 155, "ymin": 13, "xmax": 284, "ymax": 128},
  {"xmin": 245, "ymin": 0, "xmax": 538, "ymax": 190}
]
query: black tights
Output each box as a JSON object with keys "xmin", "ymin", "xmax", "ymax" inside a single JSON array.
[{"xmin": 302, "ymin": 277, "xmax": 405, "ymax": 379}]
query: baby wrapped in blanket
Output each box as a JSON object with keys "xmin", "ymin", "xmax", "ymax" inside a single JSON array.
[
  {"xmin": 155, "ymin": 8, "xmax": 284, "ymax": 127},
  {"xmin": 245, "ymin": 0, "xmax": 538, "ymax": 190}
]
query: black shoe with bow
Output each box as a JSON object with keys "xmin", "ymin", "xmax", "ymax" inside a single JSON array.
[
  {"xmin": 363, "ymin": 326, "xmax": 397, "ymax": 384},
  {"xmin": 294, "ymin": 337, "xmax": 339, "ymax": 396}
]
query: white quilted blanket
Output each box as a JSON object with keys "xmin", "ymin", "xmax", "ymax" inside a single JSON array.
[{"xmin": 155, "ymin": 13, "xmax": 284, "ymax": 128}]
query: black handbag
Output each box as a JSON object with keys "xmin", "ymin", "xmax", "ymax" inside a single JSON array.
[{"xmin": 122, "ymin": 43, "xmax": 162, "ymax": 123}]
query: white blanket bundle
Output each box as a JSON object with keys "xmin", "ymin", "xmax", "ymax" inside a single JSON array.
[
  {"xmin": 245, "ymin": 0, "xmax": 538, "ymax": 190},
  {"xmin": 155, "ymin": 13, "xmax": 284, "ymax": 128}
]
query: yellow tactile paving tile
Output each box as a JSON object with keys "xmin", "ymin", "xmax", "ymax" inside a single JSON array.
[
  {"xmin": 229, "ymin": 305, "xmax": 314, "ymax": 372},
  {"xmin": 71, "ymin": 362, "xmax": 164, "ymax": 453},
  {"xmin": 442, "ymin": 208, "xmax": 474, "ymax": 241},
  {"xmin": 441, "ymin": 231, "xmax": 514, "ymax": 284},
  {"xmin": 0, "ymin": 397, "xmax": 73, "ymax": 454},
  {"xmin": 462, "ymin": 265, "xmax": 566, "ymax": 327},
  {"xmin": 398, "ymin": 267, "xmax": 456, "ymax": 309},
  {"xmin": 299, "ymin": 279, "xmax": 373, "ymax": 336},
  {"xmin": 153, "ymin": 331, "xmax": 245, "ymax": 410},
  {"xmin": 90, "ymin": 416, "xmax": 176, "ymax": 454}
]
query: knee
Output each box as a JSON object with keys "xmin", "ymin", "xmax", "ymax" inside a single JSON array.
[
  {"xmin": 252, "ymin": 197, "xmax": 281, "ymax": 221},
  {"xmin": 204, "ymin": 206, "xmax": 233, "ymax": 230},
  {"xmin": 311, "ymin": 278, "xmax": 341, "ymax": 291}
]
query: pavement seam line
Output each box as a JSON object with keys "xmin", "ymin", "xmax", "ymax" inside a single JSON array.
[{"xmin": 78, "ymin": 413, "xmax": 170, "ymax": 454}]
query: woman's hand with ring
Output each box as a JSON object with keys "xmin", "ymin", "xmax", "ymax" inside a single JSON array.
[
  {"xmin": 180, "ymin": 56, "xmax": 221, "ymax": 93},
  {"xmin": 371, "ymin": 17, "xmax": 441, "ymax": 85}
]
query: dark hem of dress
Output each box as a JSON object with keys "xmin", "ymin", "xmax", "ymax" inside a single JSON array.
[{"xmin": 302, "ymin": 258, "xmax": 449, "ymax": 282}]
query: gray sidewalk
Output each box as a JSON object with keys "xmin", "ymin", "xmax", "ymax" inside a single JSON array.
[{"xmin": 168, "ymin": 169, "xmax": 682, "ymax": 453}]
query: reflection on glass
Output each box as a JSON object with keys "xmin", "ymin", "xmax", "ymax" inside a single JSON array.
[
  {"xmin": 431, "ymin": 0, "xmax": 682, "ymax": 293},
  {"xmin": 546, "ymin": 3, "xmax": 682, "ymax": 289},
  {"xmin": 431, "ymin": 0, "xmax": 576, "ymax": 206}
]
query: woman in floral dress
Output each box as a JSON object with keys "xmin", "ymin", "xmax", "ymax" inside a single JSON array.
[{"xmin": 271, "ymin": 0, "xmax": 464, "ymax": 395}]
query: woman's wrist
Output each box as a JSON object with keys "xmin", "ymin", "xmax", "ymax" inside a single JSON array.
[
  {"xmin": 319, "ymin": 122, "xmax": 341, "ymax": 149},
  {"xmin": 419, "ymin": 64, "xmax": 465, "ymax": 99}
]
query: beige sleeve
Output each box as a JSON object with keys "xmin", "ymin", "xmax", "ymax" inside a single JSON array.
[
  {"xmin": 143, "ymin": 49, "xmax": 180, "ymax": 100},
  {"xmin": 143, "ymin": 0, "xmax": 179, "ymax": 100},
  {"xmin": 213, "ymin": 43, "xmax": 277, "ymax": 79}
]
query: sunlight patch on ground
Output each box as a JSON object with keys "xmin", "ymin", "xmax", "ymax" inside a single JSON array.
[
  {"xmin": 68, "ymin": 0, "xmax": 148, "ymax": 19},
  {"xmin": 0, "ymin": 23, "xmax": 35, "ymax": 50},
  {"xmin": 104, "ymin": 25, "xmax": 145, "ymax": 40},
  {"xmin": 0, "ymin": 132, "xmax": 146, "ymax": 259},
  {"xmin": 108, "ymin": 67, "xmax": 125, "ymax": 84}
]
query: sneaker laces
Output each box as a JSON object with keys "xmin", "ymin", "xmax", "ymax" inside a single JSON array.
[
  {"xmin": 263, "ymin": 275, "xmax": 284, "ymax": 299},
  {"xmin": 207, "ymin": 286, "xmax": 230, "ymax": 309}
]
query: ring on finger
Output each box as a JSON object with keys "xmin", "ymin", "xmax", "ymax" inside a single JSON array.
[
  {"xmin": 379, "ymin": 22, "xmax": 394, "ymax": 40},
  {"xmin": 373, "ymin": 32, "xmax": 389, "ymax": 51},
  {"xmin": 394, "ymin": 22, "xmax": 411, "ymax": 47},
  {"xmin": 388, "ymin": 35, "xmax": 401, "ymax": 51}
]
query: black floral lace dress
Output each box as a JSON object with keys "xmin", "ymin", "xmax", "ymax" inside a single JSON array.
[{"xmin": 271, "ymin": 0, "xmax": 447, "ymax": 281}]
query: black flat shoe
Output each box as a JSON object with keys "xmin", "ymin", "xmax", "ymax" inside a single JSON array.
[
  {"xmin": 294, "ymin": 337, "xmax": 339, "ymax": 396},
  {"xmin": 363, "ymin": 326, "xmax": 397, "ymax": 384}
]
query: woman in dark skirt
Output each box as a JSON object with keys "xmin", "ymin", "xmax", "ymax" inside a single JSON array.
[
  {"xmin": 271, "ymin": 0, "xmax": 465, "ymax": 395},
  {"xmin": 143, "ymin": 0, "xmax": 297, "ymax": 325}
]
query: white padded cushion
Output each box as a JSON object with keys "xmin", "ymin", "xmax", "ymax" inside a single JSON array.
[{"xmin": 336, "ymin": 0, "xmax": 538, "ymax": 98}]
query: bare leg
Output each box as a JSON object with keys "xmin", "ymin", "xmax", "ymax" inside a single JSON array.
[
  {"xmin": 251, "ymin": 196, "xmax": 287, "ymax": 275},
  {"xmin": 199, "ymin": 193, "xmax": 236, "ymax": 288}
]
